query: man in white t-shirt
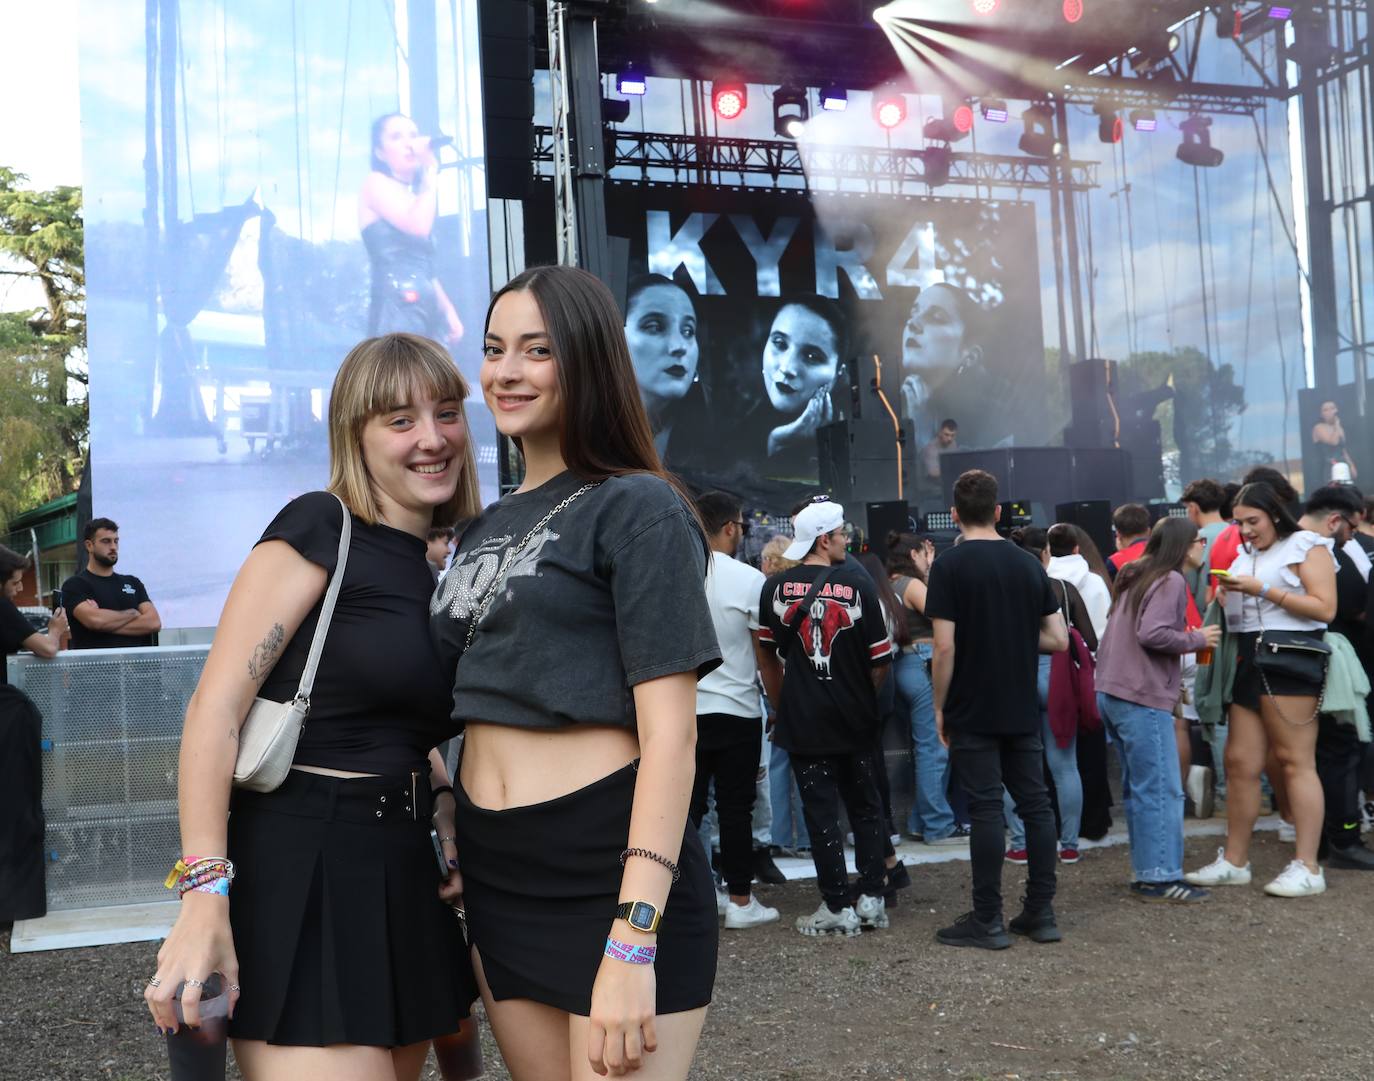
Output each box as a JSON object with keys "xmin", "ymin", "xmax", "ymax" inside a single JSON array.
[{"xmin": 689, "ymin": 491, "xmax": 780, "ymax": 930}]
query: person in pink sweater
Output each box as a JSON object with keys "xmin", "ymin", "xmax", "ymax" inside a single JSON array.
[{"xmin": 1095, "ymin": 518, "xmax": 1221, "ymax": 903}]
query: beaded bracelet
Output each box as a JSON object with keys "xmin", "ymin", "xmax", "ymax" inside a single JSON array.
[
  {"xmin": 188, "ymin": 877, "xmax": 231, "ymax": 898},
  {"xmin": 604, "ymin": 937, "xmax": 657, "ymax": 965},
  {"xmin": 620, "ymin": 847, "xmax": 680, "ymax": 883},
  {"xmin": 165, "ymin": 856, "xmax": 235, "ymax": 893}
]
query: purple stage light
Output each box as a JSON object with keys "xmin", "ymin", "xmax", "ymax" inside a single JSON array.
[{"xmin": 1268, "ymin": 5, "xmax": 1291, "ymax": 18}]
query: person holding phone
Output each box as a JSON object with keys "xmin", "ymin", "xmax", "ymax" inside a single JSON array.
[
  {"xmin": 1186, "ymin": 482, "xmax": 1337, "ymax": 898},
  {"xmin": 1094, "ymin": 518, "xmax": 1220, "ymax": 903},
  {"xmin": 145, "ymin": 334, "xmax": 483, "ymax": 1079},
  {"xmin": 1, "ymin": 546, "xmax": 68, "ymax": 674}
]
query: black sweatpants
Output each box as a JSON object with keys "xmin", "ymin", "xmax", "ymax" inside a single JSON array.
[
  {"xmin": 949, "ymin": 728, "xmax": 1057, "ymax": 923},
  {"xmin": 790, "ymin": 750, "xmax": 887, "ymax": 911},
  {"xmin": 1316, "ymin": 713, "xmax": 1365, "ymax": 853},
  {"xmin": 689, "ymin": 713, "xmax": 762, "ymax": 897}
]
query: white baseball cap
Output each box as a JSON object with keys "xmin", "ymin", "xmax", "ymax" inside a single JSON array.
[{"xmin": 784, "ymin": 501, "xmax": 846, "ymax": 561}]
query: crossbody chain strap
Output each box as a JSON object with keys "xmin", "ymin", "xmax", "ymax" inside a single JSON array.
[
  {"xmin": 1250, "ymin": 549, "xmax": 1325, "ymax": 727},
  {"xmin": 463, "ymin": 482, "xmax": 600, "ymax": 651}
]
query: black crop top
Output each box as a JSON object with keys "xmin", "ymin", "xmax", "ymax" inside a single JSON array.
[
  {"xmin": 429, "ymin": 471, "xmax": 722, "ymax": 731},
  {"xmin": 256, "ymin": 492, "xmax": 457, "ymax": 774}
]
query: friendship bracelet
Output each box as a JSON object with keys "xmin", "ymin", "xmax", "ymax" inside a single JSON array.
[
  {"xmin": 620, "ymin": 847, "xmax": 680, "ymax": 883},
  {"xmin": 187, "ymin": 877, "xmax": 232, "ymax": 898},
  {"xmin": 604, "ymin": 937, "xmax": 657, "ymax": 965},
  {"xmin": 176, "ymin": 868, "xmax": 236, "ymax": 897},
  {"xmin": 165, "ymin": 857, "xmax": 235, "ymax": 892}
]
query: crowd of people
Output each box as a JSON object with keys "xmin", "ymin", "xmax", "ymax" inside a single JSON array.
[{"xmin": 8, "ymin": 266, "xmax": 1371, "ymax": 1080}]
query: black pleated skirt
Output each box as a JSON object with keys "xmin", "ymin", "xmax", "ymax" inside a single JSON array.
[
  {"xmin": 451, "ymin": 759, "xmax": 718, "ymax": 1017},
  {"xmin": 226, "ymin": 769, "xmax": 478, "ymax": 1047}
]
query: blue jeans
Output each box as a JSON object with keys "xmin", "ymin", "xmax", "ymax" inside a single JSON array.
[
  {"xmin": 1004, "ymin": 656, "xmax": 1082, "ymax": 849},
  {"xmin": 769, "ymin": 741, "xmax": 810, "ymax": 849},
  {"xmin": 894, "ymin": 645, "xmax": 957, "ymax": 840},
  {"xmin": 1098, "ymin": 692, "xmax": 1185, "ymax": 884}
]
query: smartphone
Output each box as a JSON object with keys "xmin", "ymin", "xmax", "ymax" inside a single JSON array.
[
  {"xmin": 430, "ymin": 828, "xmax": 449, "ymax": 878},
  {"xmin": 51, "ymin": 588, "xmax": 64, "ymax": 611}
]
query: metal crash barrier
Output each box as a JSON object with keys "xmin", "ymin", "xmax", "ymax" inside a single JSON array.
[{"xmin": 7, "ymin": 646, "xmax": 208, "ymax": 913}]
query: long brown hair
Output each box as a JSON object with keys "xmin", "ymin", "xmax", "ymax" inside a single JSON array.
[
  {"xmin": 1110, "ymin": 517, "xmax": 1198, "ymax": 618},
  {"xmin": 1067, "ymin": 524, "xmax": 1113, "ymax": 589},
  {"xmin": 858, "ymin": 551, "xmax": 911, "ymax": 647},
  {"xmin": 485, "ymin": 266, "xmax": 701, "ymax": 523}
]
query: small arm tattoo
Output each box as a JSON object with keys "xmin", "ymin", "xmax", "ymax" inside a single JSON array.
[{"xmin": 247, "ymin": 623, "xmax": 285, "ymax": 684}]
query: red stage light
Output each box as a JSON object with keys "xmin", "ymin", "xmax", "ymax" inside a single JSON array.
[
  {"xmin": 874, "ymin": 95, "xmax": 908, "ymax": 130},
  {"xmin": 953, "ymin": 104, "xmax": 974, "ymax": 133},
  {"xmin": 712, "ymin": 82, "xmax": 747, "ymax": 120},
  {"xmin": 1062, "ymin": 0, "xmax": 1084, "ymax": 22},
  {"xmin": 971, "ymin": 0, "xmax": 999, "ymax": 15}
]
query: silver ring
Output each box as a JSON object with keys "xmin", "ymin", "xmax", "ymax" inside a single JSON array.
[
  {"xmin": 147, "ymin": 977, "xmax": 162, "ymax": 988},
  {"xmin": 183, "ymin": 978, "xmax": 205, "ymax": 989},
  {"xmin": 228, "ymin": 983, "xmax": 241, "ymax": 993}
]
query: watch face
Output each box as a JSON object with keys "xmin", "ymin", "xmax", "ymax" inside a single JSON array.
[{"xmin": 628, "ymin": 901, "xmax": 657, "ymax": 931}]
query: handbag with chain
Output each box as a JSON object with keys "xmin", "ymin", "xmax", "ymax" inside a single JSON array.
[
  {"xmin": 461, "ymin": 482, "xmax": 600, "ymax": 655},
  {"xmin": 233, "ymin": 494, "xmax": 353, "ymax": 792},
  {"xmin": 1248, "ymin": 550, "xmax": 1330, "ymax": 726}
]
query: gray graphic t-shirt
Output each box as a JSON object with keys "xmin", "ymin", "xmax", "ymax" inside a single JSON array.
[{"xmin": 430, "ymin": 470, "xmax": 721, "ymax": 730}]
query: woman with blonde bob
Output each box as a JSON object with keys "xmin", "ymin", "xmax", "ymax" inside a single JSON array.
[{"xmin": 146, "ymin": 333, "xmax": 482, "ymax": 1080}]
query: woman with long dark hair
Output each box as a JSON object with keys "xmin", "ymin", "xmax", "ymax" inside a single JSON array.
[
  {"xmin": 623, "ymin": 274, "xmax": 709, "ymax": 467},
  {"xmin": 1186, "ymin": 482, "xmax": 1337, "ymax": 898},
  {"xmin": 1094, "ymin": 518, "xmax": 1220, "ymax": 902},
  {"xmin": 145, "ymin": 334, "xmax": 483, "ymax": 1079},
  {"xmin": 745, "ymin": 295, "xmax": 846, "ymax": 477},
  {"xmin": 359, "ymin": 112, "xmax": 464, "ymax": 343},
  {"xmin": 431, "ymin": 266, "xmax": 721, "ymax": 1079},
  {"xmin": 886, "ymin": 531, "xmax": 964, "ymax": 844}
]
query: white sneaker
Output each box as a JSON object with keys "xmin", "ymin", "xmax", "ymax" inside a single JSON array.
[
  {"xmin": 1361, "ymin": 796, "xmax": 1374, "ymax": 833},
  {"xmin": 724, "ymin": 895, "xmax": 780, "ymax": 929},
  {"xmin": 1186, "ymin": 765, "xmax": 1214, "ymax": 819},
  {"xmin": 715, "ymin": 885, "xmax": 728, "ymax": 916},
  {"xmin": 854, "ymin": 893, "xmax": 889, "ymax": 930},
  {"xmin": 795, "ymin": 902, "xmax": 861, "ymax": 937},
  {"xmin": 1264, "ymin": 859, "xmax": 1326, "ymax": 898},
  {"xmin": 1278, "ymin": 820, "xmax": 1297, "ymax": 843},
  {"xmin": 1184, "ymin": 847, "xmax": 1252, "ymax": 887}
]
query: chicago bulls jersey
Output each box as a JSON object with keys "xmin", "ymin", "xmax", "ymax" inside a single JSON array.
[{"xmin": 758, "ymin": 563, "xmax": 893, "ymax": 755}]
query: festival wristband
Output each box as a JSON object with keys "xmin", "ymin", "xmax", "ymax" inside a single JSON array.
[
  {"xmin": 188, "ymin": 877, "xmax": 232, "ymax": 898},
  {"xmin": 604, "ymin": 937, "xmax": 657, "ymax": 965}
]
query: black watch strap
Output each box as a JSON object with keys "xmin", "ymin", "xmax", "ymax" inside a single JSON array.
[{"xmin": 615, "ymin": 900, "xmax": 662, "ymax": 933}]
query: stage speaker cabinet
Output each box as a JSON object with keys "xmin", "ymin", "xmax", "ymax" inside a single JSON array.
[
  {"xmin": 478, "ymin": 1, "xmax": 536, "ymax": 199},
  {"xmin": 1069, "ymin": 448, "xmax": 1132, "ymax": 505},
  {"xmin": 1054, "ymin": 500, "xmax": 1114, "ymax": 562},
  {"xmin": 1148, "ymin": 502, "xmax": 1189, "ymax": 525},
  {"xmin": 864, "ymin": 501, "xmax": 911, "ymax": 562},
  {"xmin": 817, "ymin": 420, "xmax": 917, "ymax": 508},
  {"xmin": 1065, "ymin": 359, "xmax": 1118, "ymax": 448},
  {"xmin": 939, "ymin": 448, "xmax": 1075, "ymax": 510}
]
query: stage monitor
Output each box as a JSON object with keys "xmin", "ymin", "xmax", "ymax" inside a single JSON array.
[
  {"xmin": 864, "ymin": 501, "xmax": 912, "ymax": 562},
  {"xmin": 1054, "ymin": 500, "xmax": 1115, "ymax": 562}
]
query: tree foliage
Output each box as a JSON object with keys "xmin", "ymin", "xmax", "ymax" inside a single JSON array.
[{"xmin": 0, "ymin": 168, "xmax": 87, "ymax": 529}]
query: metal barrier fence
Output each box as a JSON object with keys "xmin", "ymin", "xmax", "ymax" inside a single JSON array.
[
  {"xmin": 8, "ymin": 646, "xmax": 208, "ymax": 912},
  {"xmin": 8, "ymin": 644, "xmax": 928, "ymax": 915}
]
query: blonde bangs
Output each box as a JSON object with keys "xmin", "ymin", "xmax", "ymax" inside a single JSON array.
[{"xmin": 327, "ymin": 334, "xmax": 483, "ymax": 527}]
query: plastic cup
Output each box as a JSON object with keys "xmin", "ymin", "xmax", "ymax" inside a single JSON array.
[{"xmin": 165, "ymin": 973, "xmax": 229, "ymax": 1081}]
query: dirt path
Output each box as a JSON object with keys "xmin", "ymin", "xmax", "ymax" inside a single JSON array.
[{"xmin": 4, "ymin": 830, "xmax": 1371, "ymax": 1081}]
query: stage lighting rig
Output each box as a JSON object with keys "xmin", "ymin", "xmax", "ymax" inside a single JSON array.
[
  {"xmin": 1129, "ymin": 29, "xmax": 1181, "ymax": 74},
  {"xmin": 712, "ymin": 81, "xmax": 747, "ymax": 121},
  {"xmin": 820, "ymin": 84, "xmax": 848, "ymax": 112},
  {"xmin": 773, "ymin": 85, "xmax": 810, "ymax": 139},
  {"xmin": 1094, "ymin": 102, "xmax": 1123, "ymax": 144},
  {"xmin": 980, "ymin": 98, "xmax": 1009, "ymax": 123},
  {"xmin": 1018, "ymin": 105, "xmax": 1062, "ymax": 158},
  {"xmin": 873, "ymin": 92, "xmax": 908, "ymax": 131},
  {"xmin": 615, "ymin": 63, "xmax": 647, "ymax": 97},
  {"xmin": 602, "ymin": 97, "xmax": 631, "ymax": 123},
  {"xmin": 923, "ymin": 102, "xmax": 973, "ymax": 143},
  {"xmin": 1177, "ymin": 115, "xmax": 1224, "ymax": 167},
  {"xmin": 921, "ymin": 146, "xmax": 952, "ymax": 187},
  {"xmin": 1130, "ymin": 108, "xmax": 1158, "ymax": 132}
]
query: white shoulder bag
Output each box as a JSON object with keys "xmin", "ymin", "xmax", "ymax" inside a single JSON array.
[{"xmin": 233, "ymin": 494, "xmax": 352, "ymax": 792}]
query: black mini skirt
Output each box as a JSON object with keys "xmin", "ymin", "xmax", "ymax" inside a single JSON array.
[
  {"xmin": 1230, "ymin": 630, "xmax": 1328, "ymax": 712},
  {"xmin": 451, "ymin": 759, "xmax": 718, "ymax": 1017},
  {"xmin": 226, "ymin": 769, "xmax": 478, "ymax": 1047}
]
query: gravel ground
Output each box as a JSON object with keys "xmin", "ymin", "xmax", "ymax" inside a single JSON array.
[{"xmin": 4, "ymin": 829, "xmax": 1372, "ymax": 1081}]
